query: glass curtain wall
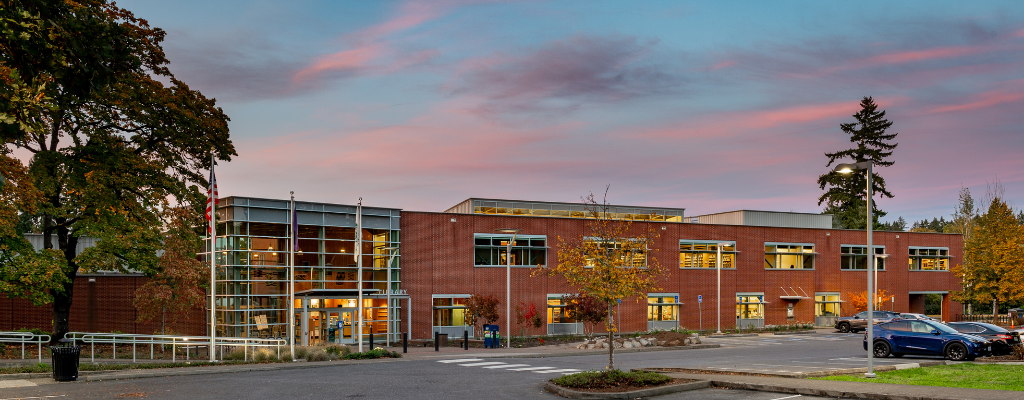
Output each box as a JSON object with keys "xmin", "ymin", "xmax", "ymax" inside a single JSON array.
[{"xmin": 203, "ymin": 199, "xmax": 401, "ymax": 340}]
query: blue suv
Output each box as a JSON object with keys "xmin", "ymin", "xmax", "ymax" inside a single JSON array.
[{"xmin": 863, "ymin": 319, "xmax": 992, "ymax": 361}]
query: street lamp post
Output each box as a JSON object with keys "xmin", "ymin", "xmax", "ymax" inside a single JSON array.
[
  {"xmin": 496, "ymin": 228, "xmax": 521, "ymax": 349},
  {"xmin": 834, "ymin": 161, "xmax": 877, "ymax": 378},
  {"xmin": 382, "ymin": 246, "xmax": 399, "ymax": 346},
  {"xmin": 716, "ymin": 243, "xmax": 729, "ymax": 334}
]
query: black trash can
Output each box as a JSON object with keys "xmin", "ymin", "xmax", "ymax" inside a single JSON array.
[{"xmin": 50, "ymin": 338, "xmax": 81, "ymax": 382}]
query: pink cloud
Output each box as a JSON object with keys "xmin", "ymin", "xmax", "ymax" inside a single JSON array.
[
  {"xmin": 931, "ymin": 87, "xmax": 1024, "ymax": 113},
  {"xmin": 708, "ymin": 60, "xmax": 737, "ymax": 70},
  {"xmin": 291, "ymin": 45, "xmax": 382, "ymax": 82}
]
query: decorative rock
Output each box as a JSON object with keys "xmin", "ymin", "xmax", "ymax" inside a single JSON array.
[
  {"xmin": 667, "ymin": 340, "xmax": 680, "ymax": 346},
  {"xmin": 586, "ymin": 344, "xmax": 595, "ymax": 349},
  {"xmin": 639, "ymin": 339, "xmax": 649, "ymax": 346}
]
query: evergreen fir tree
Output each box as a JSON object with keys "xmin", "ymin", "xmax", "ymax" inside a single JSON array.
[{"xmin": 818, "ymin": 97, "xmax": 898, "ymax": 229}]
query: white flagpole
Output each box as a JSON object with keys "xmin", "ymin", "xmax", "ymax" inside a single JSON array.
[
  {"xmin": 289, "ymin": 192, "xmax": 296, "ymax": 360},
  {"xmin": 357, "ymin": 197, "xmax": 363, "ymax": 352},
  {"xmin": 209, "ymin": 152, "xmax": 217, "ymax": 362}
]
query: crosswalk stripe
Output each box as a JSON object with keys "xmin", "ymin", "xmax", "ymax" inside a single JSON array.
[
  {"xmin": 483, "ymin": 364, "xmax": 531, "ymax": 369},
  {"xmin": 437, "ymin": 359, "xmax": 483, "ymax": 363},
  {"xmin": 508, "ymin": 366, "xmax": 557, "ymax": 371},
  {"xmin": 533, "ymin": 369, "xmax": 582, "ymax": 374},
  {"xmin": 458, "ymin": 362, "xmax": 507, "ymax": 367}
]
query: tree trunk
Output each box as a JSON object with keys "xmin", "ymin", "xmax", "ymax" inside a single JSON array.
[
  {"xmin": 50, "ymin": 227, "xmax": 79, "ymax": 343},
  {"xmin": 607, "ymin": 302, "xmax": 614, "ymax": 370},
  {"xmin": 993, "ymin": 299, "xmax": 999, "ymax": 325}
]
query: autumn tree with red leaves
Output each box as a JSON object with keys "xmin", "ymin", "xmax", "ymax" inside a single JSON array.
[
  {"xmin": 134, "ymin": 207, "xmax": 208, "ymax": 334},
  {"xmin": 562, "ymin": 293, "xmax": 607, "ymax": 337}
]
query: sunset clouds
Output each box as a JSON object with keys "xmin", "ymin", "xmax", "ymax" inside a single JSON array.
[{"xmin": 123, "ymin": 0, "xmax": 1024, "ymax": 223}]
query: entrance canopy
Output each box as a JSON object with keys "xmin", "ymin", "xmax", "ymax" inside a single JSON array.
[{"xmin": 295, "ymin": 288, "xmax": 410, "ymax": 299}]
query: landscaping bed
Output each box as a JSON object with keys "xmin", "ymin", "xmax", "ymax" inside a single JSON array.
[{"xmin": 550, "ymin": 369, "xmax": 685, "ymax": 392}]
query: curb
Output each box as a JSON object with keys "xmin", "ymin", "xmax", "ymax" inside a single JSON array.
[
  {"xmin": 644, "ymin": 360, "xmax": 950, "ymax": 379},
  {"xmin": 543, "ymin": 380, "xmax": 711, "ymax": 399},
  {"xmin": 771, "ymin": 330, "xmax": 816, "ymax": 335},
  {"xmin": 84, "ymin": 358, "xmax": 408, "ymax": 382},
  {"xmin": 462, "ymin": 344, "xmax": 721, "ymax": 359},
  {"xmin": 706, "ymin": 333, "xmax": 759, "ymax": 338}
]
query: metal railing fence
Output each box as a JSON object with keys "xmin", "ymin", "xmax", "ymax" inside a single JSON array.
[
  {"xmin": 0, "ymin": 332, "xmax": 51, "ymax": 362},
  {"xmin": 65, "ymin": 332, "xmax": 286, "ymax": 363},
  {"xmin": 954, "ymin": 314, "xmax": 1010, "ymax": 324}
]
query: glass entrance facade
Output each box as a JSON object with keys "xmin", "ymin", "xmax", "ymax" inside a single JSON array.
[{"xmin": 202, "ymin": 197, "xmax": 402, "ymax": 341}]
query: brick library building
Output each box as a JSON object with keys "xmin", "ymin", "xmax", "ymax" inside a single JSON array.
[{"xmin": 1, "ymin": 196, "xmax": 963, "ymax": 344}]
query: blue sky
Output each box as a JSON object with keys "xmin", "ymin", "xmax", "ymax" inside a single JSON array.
[{"xmin": 123, "ymin": 0, "xmax": 1024, "ymax": 223}]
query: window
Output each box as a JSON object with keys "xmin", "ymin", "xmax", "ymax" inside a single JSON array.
[
  {"xmin": 547, "ymin": 295, "xmax": 578, "ymax": 324},
  {"xmin": 680, "ymin": 241, "xmax": 736, "ymax": 269},
  {"xmin": 815, "ymin": 293, "xmax": 841, "ymax": 317},
  {"xmin": 432, "ymin": 296, "xmax": 467, "ymax": 327},
  {"xmin": 583, "ymin": 238, "xmax": 647, "ymax": 268},
  {"xmin": 473, "ymin": 234, "xmax": 547, "ymax": 267},
  {"xmin": 840, "ymin": 245, "xmax": 886, "ymax": 270},
  {"xmin": 909, "ymin": 247, "xmax": 949, "ymax": 271},
  {"xmin": 886, "ymin": 321, "xmax": 910, "ymax": 332},
  {"xmin": 647, "ymin": 295, "xmax": 679, "ymax": 321},
  {"xmin": 764, "ymin": 243, "xmax": 815, "ymax": 269},
  {"xmin": 736, "ymin": 294, "xmax": 765, "ymax": 319}
]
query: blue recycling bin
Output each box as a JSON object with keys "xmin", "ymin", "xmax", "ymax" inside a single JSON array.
[{"xmin": 483, "ymin": 324, "xmax": 500, "ymax": 349}]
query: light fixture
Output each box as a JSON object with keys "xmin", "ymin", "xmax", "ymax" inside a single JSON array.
[
  {"xmin": 88, "ymin": 277, "xmax": 96, "ymax": 283},
  {"xmin": 661, "ymin": 226, "xmax": 667, "ymax": 230},
  {"xmin": 450, "ymin": 218, "xmax": 457, "ymax": 222}
]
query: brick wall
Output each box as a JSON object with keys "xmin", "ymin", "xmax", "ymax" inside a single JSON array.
[
  {"xmin": 0, "ymin": 275, "xmax": 206, "ymax": 335},
  {"xmin": 402, "ymin": 211, "xmax": 963, "ymax": 339}
]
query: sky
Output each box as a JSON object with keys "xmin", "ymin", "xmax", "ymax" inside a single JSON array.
[{"xmin": 121, "ymin": 0, "xmax": 1024, "ymax": 223}]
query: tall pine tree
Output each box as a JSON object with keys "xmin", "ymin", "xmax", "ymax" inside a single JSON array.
[{"xmin": 818, "ymin": 97, "xmax": 898, "ymax": 229}]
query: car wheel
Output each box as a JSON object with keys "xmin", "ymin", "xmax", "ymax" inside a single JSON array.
[
  {"xmin": 838, "ymin": 323, "xmax": 850, "ymax": 333},
  {"xmin": 945, "ymin": 342, "xmax": 969, "ymax": 361},
  {"xmin": 891, "ymin": 353, "xmax": 904, "ymax": 358},
  {"xmin": 873, "ymin": 341, "xmax": 891, "ymax": 358}
]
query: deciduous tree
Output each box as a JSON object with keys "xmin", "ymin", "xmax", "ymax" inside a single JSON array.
[
  {"xmin": 952, "ymin": 196, "xmax": 1024, "ymax": 323},
  {"xmin": 535, "ymin": 188, "xmax": 663, "ymax": 370},
  {"xmin": 562, "ymin": 293, "xmax": 607, "ymax": 337},
  {"xmin": 465, "ymin": 294, "xmax": 500, "ymax": 338},
  {"xmin": 847, "ymin": 289, "xmax": 894, "ymax": 313},
  {"xmin": 514, "ymin": 302, "xmax": 538, "ymax": 338},
  {"xmin": 2, "ymin": 0, "xmax": 235, "ymax": 341},
  {"xmin": 818, "ymin": 97, "xmax": 898, "ymax": 229},
  {"xmin": 134, "ymin": 206, "xmax": 207, "ymax": 334},
  {"xmin": 0, "ymin": 150, "xmax": 66, "ymax": 304}
]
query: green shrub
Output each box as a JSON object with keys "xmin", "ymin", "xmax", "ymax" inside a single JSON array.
[
  {"xmin": 344, "ymin": 347, "xmax": 401, "ymax": 360},
  {"xmin": 324, "ymin": 345, "xmax": 350, "ymax": 357},
  {"xmin": 14, "ymin": 327, "xmax": 48, "ymax": 335},
  {"xmin": 224, "ymin": 349, "xmax": 247, "ymax": 361},
  {"xmin": 552, "ymin": 369, "xmax": 671, "ymax": 389}
]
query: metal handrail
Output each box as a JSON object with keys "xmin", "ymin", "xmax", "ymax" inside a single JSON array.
[
  {"xmin": 0, "ymin": 332, "xmax": 51, "ymax": 362},
  {"xmin": 66, "ymin": 332, "xmax": 286, "ymax": 363}
]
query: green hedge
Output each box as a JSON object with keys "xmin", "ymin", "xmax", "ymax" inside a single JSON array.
[{"xmin": 552, "ymin": 369, "xmax": 671, "ymax": 389}]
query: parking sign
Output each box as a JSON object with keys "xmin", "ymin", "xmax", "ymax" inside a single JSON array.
[{"xmin": 698, "ymin": 295, "xmax": 702, "ymax": 303}]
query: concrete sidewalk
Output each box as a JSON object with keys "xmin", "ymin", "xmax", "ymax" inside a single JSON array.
[{"xmin": 661, "ymin": 371, "xmax": 1022, "ymax": 400}]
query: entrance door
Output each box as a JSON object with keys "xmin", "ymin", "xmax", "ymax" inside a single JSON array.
[{"xmin": 339, "ymin": 309, "xmax": 355, "ymax": 344}]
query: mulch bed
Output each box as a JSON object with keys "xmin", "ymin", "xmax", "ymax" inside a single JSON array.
[{"xmin": 569, "ymin": 378, "xmax": 696, "ymax": 393}]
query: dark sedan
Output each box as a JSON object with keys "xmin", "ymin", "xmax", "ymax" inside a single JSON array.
[
  {"xmin": 864, "ymin": 319, "xmax": 992, "ymax": 361},
  {"xmin": 948, "ymin": 322, "xmax": 1021, "ymax": 356}
]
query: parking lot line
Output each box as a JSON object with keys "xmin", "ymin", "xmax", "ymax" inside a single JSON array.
[
  {"xmin": 482, "ymin": 364, "xmax": 531, "ymax": 369},
  {"xmin": 436, "ymin": 359, "xmax": 483, "ymax": 363},
  {"xmin": 458, "ymin": 362, "xmax": 507, "ymax": 367}
]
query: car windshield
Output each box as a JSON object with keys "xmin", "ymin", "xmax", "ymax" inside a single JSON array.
[{"xmin": 928, "ymin": 321, "xmax": 959, "ymax": 334}]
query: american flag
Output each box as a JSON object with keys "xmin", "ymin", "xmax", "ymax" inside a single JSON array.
[{"xmin": 205, "ymin": 162, "xmax": 218, "ymax": 233}]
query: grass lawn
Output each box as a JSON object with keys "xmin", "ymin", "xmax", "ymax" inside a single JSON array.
[{"xmin": 813, "ymin": 363, "xmax": 1024, "ymax": 391}]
